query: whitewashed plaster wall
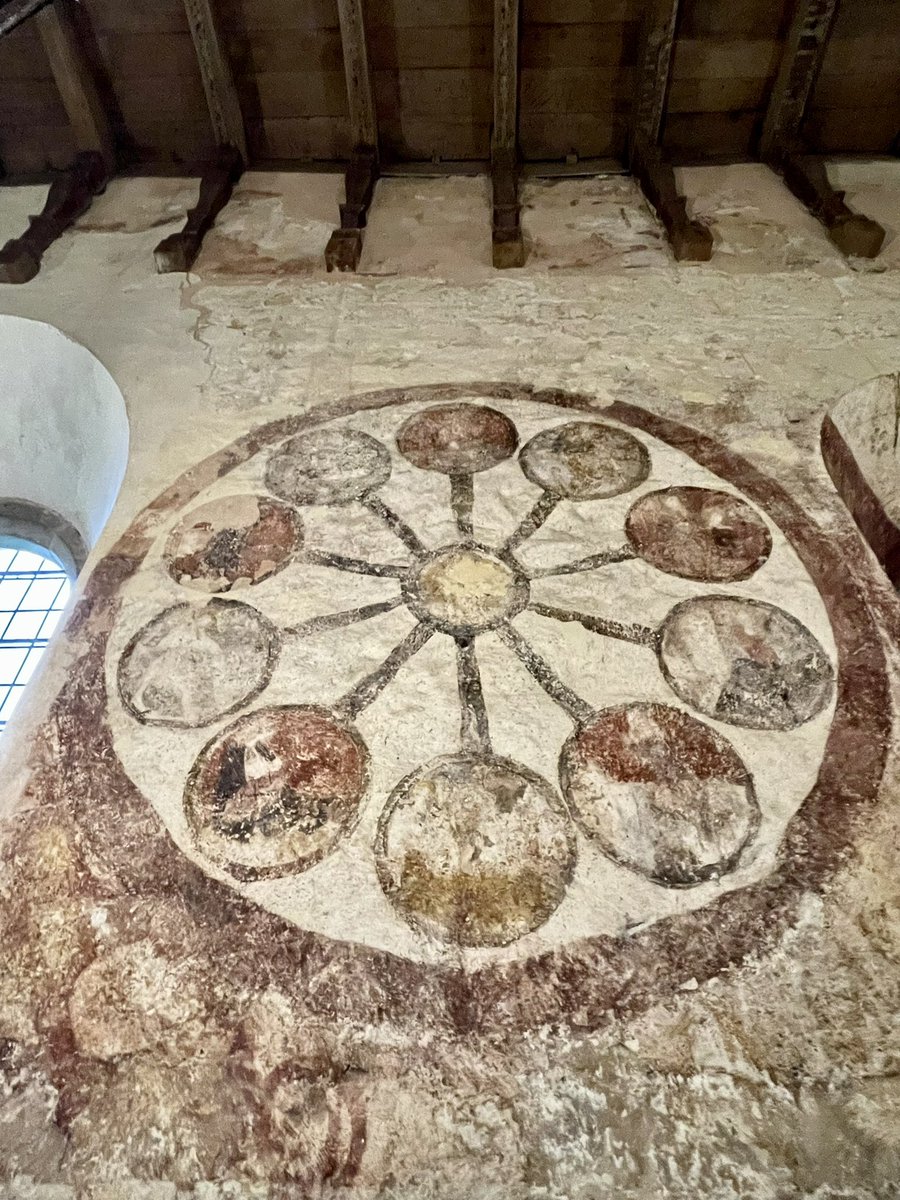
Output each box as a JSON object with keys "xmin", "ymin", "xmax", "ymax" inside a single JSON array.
[
  {"xmin": 0, "ymin": 315, "xmax": 128, "ymax": 556},
  {"xmin": 0, "ymin": 166, "xmax": 896, "ymax": 564},
  {"xmin": 0, "ymin": 166, "xmax": 899, "ymax": 1197},
  {"xmin": 0, "ymin": 165, "xmax": 897, "ymax": 772}
]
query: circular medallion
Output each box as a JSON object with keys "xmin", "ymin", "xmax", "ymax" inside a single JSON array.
[
  {"xmin": 626, "ymin": 487, "xmax": 772, "ymax": 582},
  {"xmin": 265, "ymin": 428, "xmax": 391, "ymax": 505},
  {"xmin": 94, "ymin": 383, "xmax": 888, "ymax": 1034},
  {"xmin": 519, "ymin": 421, "xmax": 650, "ymax": 499},
  {"xmin": 184, "ymin": 706, "xmax": 369, "ymax": 880},
  {"xmin": 403, "ymin": 545, "xmax": 529, "ymax": 634},
  {"xmin": 166, "ymin": 494, "xmax": 303, "ymax": 592},
  {"xmin": 117, "ymin": 599, "xmax": 279, "ymax": 728},
  {"xmin": 659, "ymin": 595, "xmax": 834, "ymax": 730},
  {"xmin": 375, "ymin": 753, "xmax": 575, "ymax": 947},
  {"xmin": 397, "ymin": 403, "xmax": 518, "ymax": 474},
  {"xmin": 560, "ymin": 703, "xmax": 759, "ymax": 887}
]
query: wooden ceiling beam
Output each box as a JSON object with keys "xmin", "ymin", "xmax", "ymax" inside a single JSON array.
[
  {"xmin": 0, "ymin": 150, "xmax": 106, "ymax": 283},
  {"xmin": 325, "ymin": 0, "xmax": 380, "ymax": 272},
  {"xmin": 155, "ymin": 0, "xmax": 247, "ymax": 274},
  {"xmin": 0, "ymin": 0, "xmax": 52, "ymax": 39},
  {"xmin": 629, "ymin": 0, "xmax": 679, "ymax": 154},
  {"xmin": 759, "ymin": 0, "xmax": 837, "ymax": 161},
  {"xmin": 337, "ymin": 0, "xmax": 378, "ymax": 151},
  {"xmin": 183, "ymin": 0, "xmax": 247, "ymax": 163},
  {"xmin": 781, "ymin": 151, "xmax": 886, "ymax": 257},
  {"xmin": 760, "ymin": 0, "xmax": 885, "ymax": 258},
  {"xmin": 629, "ymin": 0, "xmax": 712, "ymax": 261},
  {"xmin": 154, "ymin": 144, "xmax": 243, "ymax": 272},
  {"xmin": 35, "ymin": 0, "xmax": 115, "ymax": 172},
  {"xmin": 491, "ymin": 0, "xmax": 524, "ymax": 268},
  {"xmin": 1, "ymin": 0, "xmax": 111, "ymax": 284}
]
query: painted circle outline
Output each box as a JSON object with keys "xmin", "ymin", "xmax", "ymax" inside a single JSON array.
[
  {"xmin": 164, "ymin": 493, "xmax": 304, "ymax": 593},
  {"xmin": 624, "ymin": 485, "xmax": 773, "ymax": 583},
  {"xmin": 401, "ymin": 543, "xmax": 531, "ymax": 636},
  {"xmin": 116, "ymin": 598, "xmax": 282, "ymax": 730},
  {"xmin": 183, "ymin": 703, "xmax": 371, "ymax": 882},
  {"xmin": 264, "ymin": 427, "xmax": 392, "ymax": 506},
  {"xmin": 519, "ymin": 419, "xmax": 652, "ymax": 500},
  {"xmin": 374, "ymin": 750, "xmax": 577, "ymax": 948},
  {"xmin": 658, "ymin": 593, "xmax": 836, "ymax": 731},
  {"xmin": 558, "ymin": 701, "xmax": 761, "ymax": 888},
  {"xmin": 83, "ymin": 382, "xmax": 889, "ymax": 1034}
]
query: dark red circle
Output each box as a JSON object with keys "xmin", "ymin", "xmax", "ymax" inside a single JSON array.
[
  {"xmin": 396, "ymin": 403, "xmax": 518, "ymax": 475},
  {"xmin": 626, "ymin": 486, "xmax": 772, "ymax": 582}
]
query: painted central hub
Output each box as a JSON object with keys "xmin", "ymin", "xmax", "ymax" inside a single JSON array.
[{"xmin": 406, "ymin": 545, "xmax": 529, "ymax": 634}]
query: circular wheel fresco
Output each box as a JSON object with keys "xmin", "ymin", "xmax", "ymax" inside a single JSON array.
[{"xmin": 100, "ymin": 384, "xmax": 889, "ymax": 1028}]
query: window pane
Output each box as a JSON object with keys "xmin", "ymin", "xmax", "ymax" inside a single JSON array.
[
  {"xmin": 12, "ymin": 550, "xmax": 50, "ymax": 573},
  {"xmin": 0, "ymin": 685, "xmax": 25, "ymax": 721},
  {"xmin": 3, "ymin": 611, "xmax": 46, "ymax": 641},
  {"xmin": 0, "ymin": 646, "xmax": 28, "ymax": 685},
  {"xmin": 51, "ymin": 580, "xmax": 71, "ymax": 610},
  {"xmin": 0, "ymin": 542, "xmax": 72, "ymax": 733},
  {"xmin": 0, "ymin": 578, "xmax": 31, "ymax": 611},
  {"xmin": 20, "ymin": 577, "xmax": 67, "ymax": 611},
  {"xmin": 16, "ymin": 648, "xmax": 46, "ymax": 685},
  {"xmin": 38, "ymin": 609, "xmax": 66, "ymax": 637}
]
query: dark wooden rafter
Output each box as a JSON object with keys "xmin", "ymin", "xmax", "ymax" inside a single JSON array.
[
  {"xmin": 759, "ymin": 0, "xmax": 836, "ymax": 161},
  {"xmin": 629, "ymin": 0, "xmax": 678, "ymax": 151},
  {"xmin": 0, "ymin": 0, "xmax": 112, "ymax": 284},
  {"xmin": 154, "ymin": 0, "xmax": 247, "ymax": 273},
  {"xmin": 35, "ymin": 0, "xmax": 115, "ymax": 171},
  {"xmin": 629, "ymin": 0, "xmax": 712, "ymax": 262},
  {"xmin": 491, "ymin": 0, "xmax": 524, "ymax": 269},
  {"xmin": 760, "ymin": 0, "xmax": 885, "ymax": 258},
  {"xmin": 325, "ymin": 0, "xmax": 380, "ymax": 272},
  {"xmin": 184, "ymin": 0, "xmax": 247, "ymax": 163},
  {"xmin": 154, "ymin": 144, "xmax": 243, "ymax": 271},
  {"xmin": 0, "ymin": 151, "xmax": 106, "ymax": 283},
  {"xmin": 781, "ymin": 152, "xmax": 886, "ymax": 257},
  {"xmin": 0, "ymin": 0, "xmax": 51, "ymax": 38}
]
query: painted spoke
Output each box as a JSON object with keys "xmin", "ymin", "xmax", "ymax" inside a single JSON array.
[
  {"xmin": 502, "ymin": 491, "xmax": 559, "ymax": 553},
  {"xmin": 529, "ymin": 545, "xmax": 636, "ymax": 578},
  {"xmin": 285, "ymin": 596, "xmax": 403, "ymax": 637},
  {"xmin": 529, "ymin": 602, "xmax": 659, "ymax": 648},
  {"xmin": 449, "ymin": 473, "xmax": 474, "ymax": 539},
  {"xmin": 337, "ymin": 622, "xmax": 435, "ymax": 719},
  {"xmin": 496, "ymin": 622, "xmax": 594, "ymax": 726},
  {"xmin": 304, "ymin": 548, "xmax": 410, "ymax": 578},
  {"xmin": 456, "ymin": 637, "xmax": 491, "ymax": 752},
  {"xmin": 362, "ymin": 494, "xmax": 427, "ymax": 557}
]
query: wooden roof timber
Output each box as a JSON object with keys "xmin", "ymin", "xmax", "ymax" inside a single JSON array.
[
  {"xmin": 34, "ymin": 0, "xmax": 113, "ymax": 170},
  {"xmin": 1, "ymin": 0, "xmax": 896, "ymax": 174},
  {"xmin": 324, "ymin": 0, "xmax": 380, "ymax": 271},
  {"xmin": 0, "ymin": 0, "xmax": 110, "ymax": 282},
  {"xmin": 629, "ymin": 0, "xmax": 713, "ymax": 261},
  {"xmin": 183, "ymin": 0, "xmax": 248, "ymax": 162},
  {"xmin": 0, "ymin": 0, "xmax": 52, "ymax": 39},
  {"xmin": 760, "ymin": 0, "xmax": 885, "ymax": 257},
  {"xmin": 0, "ymin": 0, "xmax": 895, "ymax": 277},
  {"xmin": 154, "ymin": 0, "xmax": 248, "ymax": 273}
]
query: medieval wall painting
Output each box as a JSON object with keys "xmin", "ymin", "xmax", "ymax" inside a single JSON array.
[{"xmin": 90, "ymin": 380, "xmax": 887, "ymax": 1028}]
